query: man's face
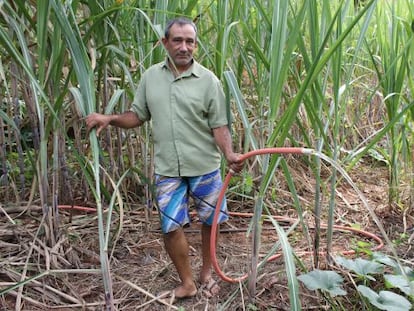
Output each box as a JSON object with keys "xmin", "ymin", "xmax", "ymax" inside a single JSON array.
[{"xmin": 162, "ymin": 23, "xmax": 197, "ymax": 71}]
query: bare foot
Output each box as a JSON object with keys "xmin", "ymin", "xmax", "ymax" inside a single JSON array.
[
  {"xmin": 174, "ymin": 283, "xmax": 197, "ymax": 299},
  {"xmin": 199, "ymin": 278, "xmax": 220, "ymax": 297},
  {"xmin": 158, "ymin": 283, "xmax": 197, "ymax": 305}
]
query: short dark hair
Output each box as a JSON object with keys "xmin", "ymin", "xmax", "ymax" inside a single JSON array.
[{"xmin": 164, "ymin": 17, "xmax": 197, "ymax": 39}]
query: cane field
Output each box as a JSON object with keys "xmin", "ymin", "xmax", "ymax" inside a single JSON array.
[{"xmin": 0, "ymin": 0, "xmax": 413, "ymax": 310}]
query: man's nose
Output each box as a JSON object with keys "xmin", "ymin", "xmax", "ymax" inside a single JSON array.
[{"xmin": 179, "ymin": 41, "xmax": 189, "ymax": 51}]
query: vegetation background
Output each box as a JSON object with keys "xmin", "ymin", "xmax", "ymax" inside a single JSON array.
[{"xmin": 0, "ymin": 0, "xmax": 413, "ymax": 310}]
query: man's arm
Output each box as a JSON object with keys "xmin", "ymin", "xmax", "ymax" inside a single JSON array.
[
  {"xmin": 86, "ymin": 111, "xmax": 143, "ymax": 136},
  {"xmin": 212, "ymin": 125, "xmax": 244, "ymax": 173}
]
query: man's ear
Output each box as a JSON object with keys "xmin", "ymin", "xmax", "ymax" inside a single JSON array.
[{"xmin": 161, "ymin": 37, "xmax": 167, "ymax": 46}]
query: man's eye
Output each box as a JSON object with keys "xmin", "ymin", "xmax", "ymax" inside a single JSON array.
[{"xmin": 172, "ymin": 39, "xmax": 194, "ymax": 44}]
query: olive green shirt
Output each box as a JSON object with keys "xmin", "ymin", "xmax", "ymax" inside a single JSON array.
[{"xmin": 131, "ymin": 60, "xmax": 229, "ymax": 177}]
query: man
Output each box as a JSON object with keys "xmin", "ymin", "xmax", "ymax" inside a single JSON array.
[{"xmin": 86, "ymin": 17, "xmax": 243, "ymax": 301}]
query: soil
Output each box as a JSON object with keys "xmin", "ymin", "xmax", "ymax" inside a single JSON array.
[{"xmin": 0, "ymin": 164, "xmax": 413, "ymax": 311}]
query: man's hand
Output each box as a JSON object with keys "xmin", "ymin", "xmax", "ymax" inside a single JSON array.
[
  {"xmin": 226, "ymin": 152, "xmax": 244, "ymax": 174},
  {"xmin": 85, "ymin": 113, "xmax": 112, "ymax": 136},
  {"xmin": 212, "ymin": 126, "xmax": 244, "ymax": 173}
]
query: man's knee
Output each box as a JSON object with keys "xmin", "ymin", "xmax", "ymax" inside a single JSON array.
[{"xmin": 164, "ymin": 227, "xmax": 184, "ymax": 242}]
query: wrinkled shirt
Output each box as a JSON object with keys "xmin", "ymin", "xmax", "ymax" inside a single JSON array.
[{"xmin": 131, "ymin": 60, "xmax": 229, "ymax": 177}]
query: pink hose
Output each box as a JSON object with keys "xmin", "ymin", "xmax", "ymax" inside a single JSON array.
[{"xmin": 210, "ymin": 148, "xmax": 384, "ymax": 283}]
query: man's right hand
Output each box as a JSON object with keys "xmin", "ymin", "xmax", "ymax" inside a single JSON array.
[{"xmin": 85, "ymin": 113, "xmax": 112, "ymax": 136}]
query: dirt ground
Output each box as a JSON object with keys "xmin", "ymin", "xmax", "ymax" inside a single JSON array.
[{"xmin": 1, "ymin": 164, "xmax": 413, "ymax": 310}]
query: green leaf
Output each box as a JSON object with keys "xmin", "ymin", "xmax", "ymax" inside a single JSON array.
[
  {"xmin": 105, "ymin": 89, "xmax": 125, "ymax": 115},
  {"xmin": 335, "ymin": 256, "xmax": 383, "ymax": 280},
  {"xmin": 273, "ymin": 220, "xmax": 301, "ymax": 310},
  {"xmin": 357, "ymin": 285, "xmax": 412, "ymax": 311},
  {"xmin": 297, "ymin": 270, "xmax": 346, "ymax": 297},
  {"xmin": 384, "ymin": 274, "xmax": 414, "ymax": 297},
  {"xmin": 372, "ymin": 252, "xmax": 399, "ymax": 268},
  {"xmin": 265, "ymin": 215, "xmax": 301, "ymax": 310},
  {"xmin": 372, "ymin": 253, "xmax": 414, "ymax": 277},
  {"xmin": 242, "ymin": 172, "xmax": 253, "ymax": 194}
]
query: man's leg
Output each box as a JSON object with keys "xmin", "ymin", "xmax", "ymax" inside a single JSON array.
[
  {"xmin": 200, "ymin": 223, "xmax": 220, "ymax": 295},
  {"xmin": 189, "ymin": 169, "xmax": 227, "ymax": 296},
  {"xmin": 156, "ymin": 175, "xmax": 197, "ymax": 298},
  {"xmin": 164, "ymin": 228, "xmax": 197, "ymax": 298}
]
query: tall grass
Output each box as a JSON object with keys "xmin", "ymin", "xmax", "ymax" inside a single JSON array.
[
  {"xmin": 0, "ymin": 0, "xmax": 413, "ymax": 309},
  {"xmin": 369, "ymin": 0, "xmax": 413, "ymax": 204}
]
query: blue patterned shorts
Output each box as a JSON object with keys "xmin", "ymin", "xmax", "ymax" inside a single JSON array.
[{"xmin": 155, "ymin": 169, "xmax": 229, "ymax": 233}]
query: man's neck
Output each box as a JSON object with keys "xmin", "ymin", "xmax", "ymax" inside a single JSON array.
[{"xmin": 167, "ymin": 59, "xmax": 193, "ymax": 77}]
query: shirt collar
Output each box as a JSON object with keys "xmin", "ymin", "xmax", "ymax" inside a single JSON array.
[{"xmin": 161, "ymin": 58, "xmax": 201, "ymax": 78}]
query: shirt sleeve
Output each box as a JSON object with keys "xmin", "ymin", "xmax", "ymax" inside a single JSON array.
[
  {"xmin": 130, "ymin": 72, "xmax": 151, "ymax": 121},
  {"xmin": 207, "ymin": 76, "xmax": 230, "ymax": 129}
]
